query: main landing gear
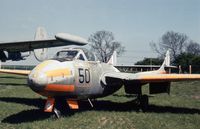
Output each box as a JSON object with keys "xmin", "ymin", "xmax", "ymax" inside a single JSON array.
[{"xmin": 136, "ymin": 94, "xmax": 149, "ymax": 111}]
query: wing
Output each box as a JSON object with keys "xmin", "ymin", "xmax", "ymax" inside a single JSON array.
[
  {"xmin": 104, "ymin": 50, "xmax": 200, "ymax": 84},
  {"xmin": 103, "ymin": 72, "xmax": 200, "ymax": 83},
  {"xmin": 103, "ymin": 71, "xmax": 200, "ymax": 95},
  {"xmin": 0, "ymin": 69, "xmax": 30, "ymax": 76},
  {"xmin": 0, "ymin": 33, "xmax": 88, "ymax": 52}
]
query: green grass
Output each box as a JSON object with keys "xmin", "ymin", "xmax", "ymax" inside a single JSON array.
[{"xmin": 0, "ymin": 73, "xmax": 200, "ymax": 129}]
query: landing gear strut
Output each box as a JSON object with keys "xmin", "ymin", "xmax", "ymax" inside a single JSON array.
[
  {"xmin": 52, "ymin": 97, "xmax": 69, "ymax": 118},
  {"xmin": 137, "ymin": 94, "xmax": 149, "ymax": 111},
  {"xmin": 53, "ymin": 107, "xmax": 61, "ymax": 118}
]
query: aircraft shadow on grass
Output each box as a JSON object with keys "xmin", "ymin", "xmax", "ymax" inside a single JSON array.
[
  {"xmin": 0, "ymin": 97, "xmax": 200, "ymax": 124},
  {"xmin": 0, "ymin": 83, "xmax": 27, "ymax": 87},
  {"xmin": 0, "ymin": 83, "xmax": 27, "ymax": 86},
  {"xmin": 0, "ymin": 75, "xmax": 27, "ymax": 86}
]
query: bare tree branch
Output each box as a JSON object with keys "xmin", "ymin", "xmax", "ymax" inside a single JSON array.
[
  {"xmin": 150, "ymin": 31, "xmax": 188, "ymax": 60},
  {"xmin": 88, "ymin": 30, "xmax": 125, "ymax": 62},
  {"xmin": 186, "ymin": 41, "xmax": 200, "ymax": 55}
]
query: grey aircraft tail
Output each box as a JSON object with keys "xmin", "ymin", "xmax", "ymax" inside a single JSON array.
[{"xmin": 33, "ymin": 27, "xmax": 48, "ymax": 61}]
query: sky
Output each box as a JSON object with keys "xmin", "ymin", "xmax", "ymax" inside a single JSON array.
[{"xmin": 0, "ymin": 0, "xmax": 199, "ymax": 65}]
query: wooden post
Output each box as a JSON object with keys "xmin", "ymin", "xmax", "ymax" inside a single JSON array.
[
  {"xmin": 189, "ymin": 65, "xmax": 192, "ymax": 74},
  {"xmin": 179, "ymin": 65, "xmax": 182, "ymax": 74},
  {"xmin": 169, "ymin": 68, "xmax": 171, "ymax": 73}
]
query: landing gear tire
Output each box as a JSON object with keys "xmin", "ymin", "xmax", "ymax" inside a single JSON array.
[
  {"xmin": 52, "ymin": 97, "xmax": 67, "ymax": 118},
  {"xmin": 139, "ymin": 95, "xmax": 149, "ymax": 111}
]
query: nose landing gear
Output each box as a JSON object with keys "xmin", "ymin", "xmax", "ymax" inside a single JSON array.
[
  {"xmin": 53, "ymin": 97, "xmax": 71, "ymax": 118},
  {"xmin": 53, "ymin": 107, "xmax": 62, "ymax": 118},
  {"xmin": 44, "ymin": 97, "xmax": 70, "ymax": 118}
]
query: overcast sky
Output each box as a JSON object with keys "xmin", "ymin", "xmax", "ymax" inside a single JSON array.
[{"xmin": 0, "ymin": 0, "xmax": 199, "ymax": 65}]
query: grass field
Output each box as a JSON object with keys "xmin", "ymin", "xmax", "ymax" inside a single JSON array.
[{"xmin": 0, "ymin": 73, "xmax": 200, "ymax": 129}]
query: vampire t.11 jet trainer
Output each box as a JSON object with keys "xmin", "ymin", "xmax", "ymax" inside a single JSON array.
[{"xmin": 1, "ymin": 30, "xmax": 200, "ymax": 118}]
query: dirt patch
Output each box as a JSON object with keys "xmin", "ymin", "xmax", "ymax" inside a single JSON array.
[{"xmin": 191, "ymin": 95, "xmax": 200, "ymax": 100}]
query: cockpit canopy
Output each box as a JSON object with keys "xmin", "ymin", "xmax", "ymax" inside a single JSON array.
[{"xmin": 53, "ymin": 48, "xmax": 97, "ymax": 62}]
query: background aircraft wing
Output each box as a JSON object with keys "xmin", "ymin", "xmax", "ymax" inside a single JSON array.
[
  {"xmin": 0, "ymin": 39, "xmax": 58, "ymax": 52},
  {"xmin": 0, "ymin": 33, "xmax": 88, "ymax": 52}
]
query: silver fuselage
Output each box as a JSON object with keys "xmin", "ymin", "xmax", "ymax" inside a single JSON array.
[{"xmin": 28, "ymin": 59, "xmax": 121, "ymax": 99}]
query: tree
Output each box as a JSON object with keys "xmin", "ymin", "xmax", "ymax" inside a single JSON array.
[
  {"xmin": 185, "ymin": 41, "xmax": 200, "ymax": 55},
  {"xmin": 150, "ymin": 31, "xmax": 188, "ymax": 60},
  {"xmin": 174, "ymin": 53, "xmax": 200, "ymax": 73},
  {"xmin": 135, "ymin": 58, "xmax": 163, "ymax": 65},
  {"xmin": 88, "ymin": 30, "xmax": 125, "ymax": 62},
  {"xmin": 174, "ymin": 53, "xmax": 193, "ymax": 73}
]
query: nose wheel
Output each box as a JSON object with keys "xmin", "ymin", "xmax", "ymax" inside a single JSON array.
[
  {"xmin": 52, "ymin": 97, "xmax": 70, "ymax": 118},
  {"xmin": 53, "ymin": 107, "xmax": 61, "ymax": 118}
]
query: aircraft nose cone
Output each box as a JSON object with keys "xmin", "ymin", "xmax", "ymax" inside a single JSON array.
[
  {"xmin": 28, "ymin": 60, "xmax": 60, "ymax": 92},
  {"xmin": 28, "ymin": 71, "xmax": 48, "ymax": 91},
  {"xmin": 30, "ymin": 72, "xmax": 47, "ymax": 85}
]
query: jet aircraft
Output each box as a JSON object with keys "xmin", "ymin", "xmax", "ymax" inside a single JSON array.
[
  {"xmin": 0, "ymin": 27, "xmax": 87, "ymax": 62},
  {"xmin": 1, "ymin": 31, "xmax": 200, "ymax": 118}
]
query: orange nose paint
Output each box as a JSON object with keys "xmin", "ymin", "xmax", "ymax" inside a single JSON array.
[{"xmin": 45, "ymin": 84, "xmax": 75, "ymax": 92}]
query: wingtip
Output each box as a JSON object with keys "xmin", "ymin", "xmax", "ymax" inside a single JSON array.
[{"xmin": 55, "ymin": 33, "xmax": 88, "ymax": 45}]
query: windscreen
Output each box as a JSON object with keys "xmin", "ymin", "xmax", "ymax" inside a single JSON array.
[{"xmin": 53, "ymin": 50, "xmax": 78, "ymax": 61}]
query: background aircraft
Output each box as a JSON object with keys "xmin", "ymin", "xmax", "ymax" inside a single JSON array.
[
  {"xmin": 1, "ymin": 46, "xmax": 200, "ymax": 118},
  {"xmin": 0, "ymin": 27, "xmax": 87, "ymax": 62}
]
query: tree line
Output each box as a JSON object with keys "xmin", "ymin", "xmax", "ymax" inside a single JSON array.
[
  {"xmin": 88, "ymin": 30, "xmax": 200, "ymax": 73},
  {"xmin": 137, "ymin": 31, "xmax": 200, "ymax": 73}
]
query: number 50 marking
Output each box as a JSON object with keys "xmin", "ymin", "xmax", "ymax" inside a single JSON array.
[{"xmin": 78, "ymin": 68, "xmax": 90, "ymax": 83}]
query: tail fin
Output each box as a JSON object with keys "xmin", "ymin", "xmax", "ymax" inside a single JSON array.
[
  {"xmin": 33, "ymin": 27, "xmax": 48, "ymax": 61},
  {"xmin": 158, "ymin": 50, "xmax": 170, "ymax": 71},
  {"xmin": 107, "ymin": 51, "xmax": 117, "ymax": 66},
  {"xmin": 34, "ymin": 27, "xmax": 47, "ymax": 40}
]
